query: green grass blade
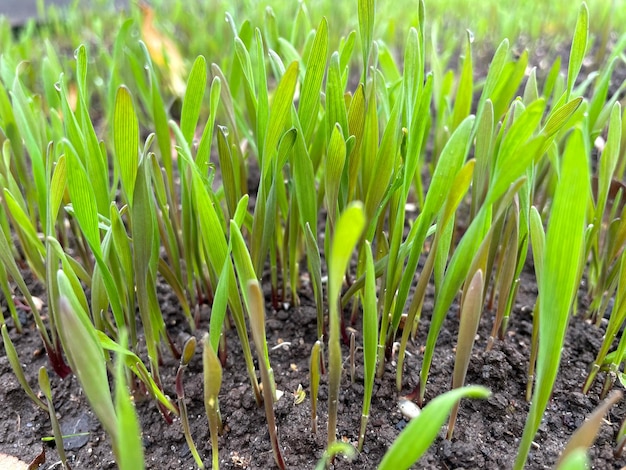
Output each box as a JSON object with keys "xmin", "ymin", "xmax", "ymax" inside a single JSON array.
[
  {"xmin": 115, "ymin": 331, "xmax": 145, "ymax": 470},
  {"xmin": 514, "ymin": 128, "xmax": 590, "ymax": 469},
  {"xmin": 325, "ymin": 123, "xmax": 347, "ymax": 227},
  {"xmin": 393, "ymin": 115, "xmax": 474, "ymax": 327},
  {"xmin": 97, "ymin": 332, "xmax": 177, "ymax": 413},
  {"xmin": 298, "ymin": 17, "xmax": 328, "ymax": 141},
  {"xmin": 262, "ymin": 61, "xmax": 298, "ymax": 178},
  {"xmin": 325, "ymin": 52, "xmax": 348, "ymax": 143},
  {"xmin": 378, "ymin": 386, "xmax": 491, "ymax": 470},
  {"xmin": 556, "ymin": 390, "xmax": 622, "ymax": 468},
  {"xmin": 358, "ymin": 240, "xmax": 378, "ymax": 450},
  {"xmin": 327, "ymin": 202, "xmax": 365, "ymax": 447},
  {"xmin": 447, "ymin": 270, "xmax": 484, "ymax": 439},
  {"xmin": 452, "ymin": 30, "xmax": 473, "ymax": 131},
  {"xmin": 113, "ymin": 86, "xmax": 139, "ymax": 207},
  {"xmin": 485, "ymin": 99, "xmax": 545, "ymax": 206},
  {"xmin": 364, "ymin": 98, "xmax": 401, "ymax": 222},
  {"xmin": 209, "ymin": 251, "xmax": 232, "ymax": 353},
  {"xmin": 1, "ymin": 324, "xmax": 48, "ymax": 411},
  {"xmin": 180, "ymin": 56, "xmax": 207, "ymax": 146},
  {"xmin": 64, "ymin": 139, "xmax": 102, "ymax": 258},
  {"xmin": 566, "ymin": 3, "xmax": 589, "ymax": 99},
  {"xmin": 358, "ymin": 0, "xmax": 375, "ymax": 80},
  {"xmin": 57, "ymin": 276, "xmax": 118, "ymax": 443},
  {"xmin": 203, "ymin": 333, "xmax": 223, "ymax": 470}
]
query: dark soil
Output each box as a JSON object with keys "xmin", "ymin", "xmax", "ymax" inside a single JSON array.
[{"xmin": 1, "ymin": 256, "xmax": 626, "ymax": 470}]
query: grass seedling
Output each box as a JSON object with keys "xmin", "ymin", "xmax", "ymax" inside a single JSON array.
[
  {"xmin": 327, "ymin": 203, "xmax": 365, "ymax": 447},
  {"xmin": 114, "ymin": 331, "xmax": 145, "ymax": 470},
  {"xmin": 1, "ymin": 324, "xmax": 48, "ymax": 411},
  {"xmin": 314, "ymin": 441, "xmax": 357, "ymax": 470},
  {"xmin": 378, "ymin": 386, "xmax": 491, "ymax": 470},
  {"xmin": 247, "ymin": 280, "xmax": 286, "ymax": 470},
  {"xmin": 309, "ymin": 339, "xmax": 322, "ymax": 434},
  {"xmin": 556, "ymin": 390, "xmax": 622, "ymax": 468},
  {"xmin": 38, "ymin": 366, "xmax": 69, "ymax": 470},
  {"xmin": 349, "ymin": 329, "xmax": 356, "ymax": 384},
  {"xmin": 176, "ymin": 336, "xmax": 204, "ymax": 469},
  {"xmin": 358, "ymin": 241, "xmax": 378, "ymax": 451},
  {"xmin": 1, "ymin": 0, "xmax": 626, "ymax": 468},
  {"xmin": 56, "ymin": 287, "xmax": 118, "ymax": 458},
  {"xmin": 447, "ymin": 270, "xmax": 484, "ymax": 439},
  {"xmin": 203, "ymin": 333, "xmax": 223, "ymax": 470},
  {"xmin": 514, "ymin": 128, "xmax": 590, "ymax": 469}
]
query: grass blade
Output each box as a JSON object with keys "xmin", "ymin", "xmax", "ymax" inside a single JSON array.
[
  {"xmin": 113, "ymin": 86, "xmax": 139, "ymax": 207},
  {"xmin": 566, "ymin": 3, "xmax": 589, "ymax": 99},
  {"xmin": 327, "ymin": 203, "xmax": 365, "ymax": 447},
  {"xmin": 514, "ymin": 128, "xmax": 590, "ymax": 469},
  {"xmin": 379, "ymin": 386, "xmax": 491, "ymax": 470}
]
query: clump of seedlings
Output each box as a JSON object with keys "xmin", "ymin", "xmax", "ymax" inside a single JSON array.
[{"xmin": 1, "ymin": 0, "xmax": 626, "ymax": 468}]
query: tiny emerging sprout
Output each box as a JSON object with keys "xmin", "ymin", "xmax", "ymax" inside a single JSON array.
[
  {"xmin": 181, "ymin": 336, "xmax": 197, "ymax": 367},
  {"xmin": 293, "ymin": 384, "xmax": 306, "ymax": 405},
  {"xmin": 176, "ymin": 336, "xmax": 204, "ymax": 469},
  {"xmin": 203, "ymin": 333, "xmax": 223, "ymax": 470},
  {"xmin": 247, "ymin": 280, "xmax": 286, "ymax": 470}
]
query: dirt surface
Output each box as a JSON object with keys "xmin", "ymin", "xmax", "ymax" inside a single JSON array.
[{"xmin": 1, "ymin": 256, "xmax": 626, "ymax": 470}]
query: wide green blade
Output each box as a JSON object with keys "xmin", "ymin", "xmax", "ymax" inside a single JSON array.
[{"xmin": 378, "ymin": 386, "xmax": 491, "ymax": 470}]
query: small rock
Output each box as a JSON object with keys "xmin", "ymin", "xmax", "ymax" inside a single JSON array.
[{"xmin": 61, "ymin": 412, "xmax": 93, "ymax": 450}]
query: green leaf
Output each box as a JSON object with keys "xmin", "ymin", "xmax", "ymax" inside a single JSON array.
[
  {"xmin": 1, "ymin": 324, "xmax": 48, "ymax": 411},
  {"xmin": 556, "ymin": 449, "xmax": 590, "ymax": 470},
  {"xmin": 325, "ymin": 123, "xmax": 347, "ymax": 225},
  {"xmin": 115, "ymin": 331, "xmax": 145, "ymax": 470},
  {"xmin": 209, "ymin": 251, "xmax": 232, "ymax": 353},
  {"xmin": 298, "ymin": 17, "xmax": 328, "ymax": 140},
  {"xmin": 50, "ymin": 155, "xmax": 67, "ymax": 223},
  {"xmin": 358, "ymin": 0, "xmax": 375, "ymax": 78},
  {"xmin": 394, "ymin": 115, "xmax": 474, "ymax": 324},
  {"xmin": 217, "ymin": 126, "xmax": 238, "ymax": 218},
  {"xmin": 486, "ymin": 99, "xmax": 546, "ymax": 206},
  {"xmin": 329, "ymin": 203, "xmax": 366, "ymax": 305},
  {"xmin": 262, "ymin": 61, "xmax": 298, "ymax": 177},
  {"xmin": 230, "ymin": 220, "xmax": 258, "ymax": 313},
  {"xmin": 180, "ymin": 56, "xmax": 207, "ymax": 145},
  {"xmin": 358, "ymin": 240, "xmax": 378, "ymax": 450},
  {"xmin": 364, "ymin": 98, "xmax": 401, "ymax": 221},
  {"xmin": 196, "ymin": 76, "xmax": 221, "ymax": 172},
  {"xmin": 452, "ymin": 31, "xmax": 473, "ymax": 130},
  {"xmin": 327, "ymin": 203, "xmax": 366, "ymax": 446},
  {"xmin": 557, "ymin": 390, "xmax": 622, "ymax": 469},
  {"xmin": 97, "ymin": 332, "xmax": 177, "ymax": 413},
  {"xmin": 515, "ymin": 128, "xmax": 590, "ymax": 469},
  {"xmin": 478, "ymin": 40, "xmax": 508, "ymax": 114},
  {"xmin": 113, "ymin": 86, "xmax": 139, "ymax": 207},
  {"xmin": 64, "ymin": 140, "xmax": 102, "ymax": 258},
  {"xmin": 379, "ymin": 386, "xmax": 491, "ymax": 470},
  {"xmin": 567, "ymin": 3, "xmax": 589, "ymax": 98},
  {"xmin": 203, "ymin": 332, "xmax": 223, "ymax": 470},
  {"xmin": 325, "ymin": 52, "xmax": 348, "ymax": 142},
  {"xmin": 543, "ymin": 97, "xmax": 583, "ymax": 138},
  {"xmin": 57, "ymin": 279, "xmax": 117, "ymax": 442}
]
